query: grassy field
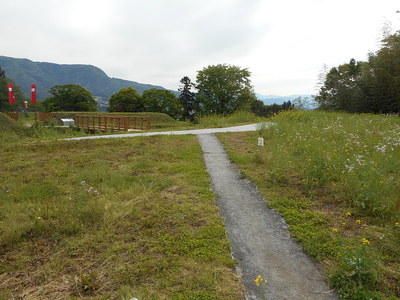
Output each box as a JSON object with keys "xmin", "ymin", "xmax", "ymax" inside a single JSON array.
[
  {"xmin": 0, "ymin": 115, "xmax": 244, "ymax": 299},
  {"xmin": 218, "ymin": 110, "xmax": 400, "ymax": 299}
]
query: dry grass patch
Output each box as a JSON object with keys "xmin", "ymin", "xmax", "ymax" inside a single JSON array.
[{"xmin": 0, "ymin": 135, "xmax": 243, "ymax": 299}]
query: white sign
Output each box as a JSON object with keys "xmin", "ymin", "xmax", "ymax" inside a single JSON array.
[{"xmin": 258, "ymin": 137, "xmax": 264, "ymax": 147}]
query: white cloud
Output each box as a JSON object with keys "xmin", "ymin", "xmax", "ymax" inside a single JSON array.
[{"xmin": 1, "ymin": 0, "xmax": 399, "ymax": 95}]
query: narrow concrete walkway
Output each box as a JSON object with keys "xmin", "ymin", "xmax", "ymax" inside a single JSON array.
[
  {"xmin": 62, "ymin": 123, "xmax": 263, "ymax": 141},
  {"xmin": 198, "ymin": 134, "xmax": 338, "ymax": 300}
]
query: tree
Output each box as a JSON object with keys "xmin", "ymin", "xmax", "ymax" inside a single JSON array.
[
  {"xmin": 366, "ymin": 31, "xmax": 400, "ymax": 113},
  {"xmin": 0, "ymin": 66, "xmax": 10, "ymax": 112},
  {"xmin": 142, "ymin": 88, "xmax": 182, "ymax": 119},
  {"xmin": 42, "ymin": 84, "xmax": 97, "ymax": 112},
  {"xmin": 196, "ymin": 64, "xmax": 256, "ymax": 115},
  {"xmin": 0, "ymin": 67, "xmax": 24, "ymax": 112},
  {"xmin": 108, "ymin": 87, "xmax": 143, "ymax": 112},
  {"xmin": 251, "ymin": 99, "xmax": 293, "ymax": 117},
  {"xmin": 315, "ymin": 31, "xmax": 400, "ymax": 114},
  {"xmin": 315, "ymin": 59, "xmax": 367, "ymax": 112},
  {"xmin": 178, "ymin": 76, "xmax": 198, "ymax": 122},
  {"xmin": 0, "ymin": 66, "xmax": 5, "ymax": 79}
]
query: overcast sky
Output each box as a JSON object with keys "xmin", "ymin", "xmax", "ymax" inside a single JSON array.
[{"xmin": 1, "ymin": 0, "xmax": 399, "ymax": 96}]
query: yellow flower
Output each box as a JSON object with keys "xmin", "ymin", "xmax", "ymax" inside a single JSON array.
[
  {"xmin": 254, "ymin": 275, "xmax": 263, "ymax": 286},
  {"xmin": 361, "ymin": 238, "xmax": 370, "ymax": 245},
  {"xmin": 355, "ymin": 220, "xmax": 361, "ymax": 225},
  {"xmin": 395, "ymin": 222, "xmax": 400, "ymax": 227},
  {"xmin": 345, "ymin": 212, "xmax": 352, "ymax": 217},
  {"xmin": 332, "ymin": 228, "xmax": 338, "ymax": 233}
]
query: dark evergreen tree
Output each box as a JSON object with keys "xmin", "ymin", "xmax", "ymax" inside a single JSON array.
[
  {"xmin": 0, "ymin": 66, "xmax": 5, "ymax": 79},
  {"xmin": 178, "ymin": 76, "xmax": 198, "ymax": 122}
]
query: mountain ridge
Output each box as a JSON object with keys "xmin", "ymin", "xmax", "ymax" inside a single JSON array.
[{"xmin": 0, "ymin": 55, "xmax": 171, "ymax": 101}]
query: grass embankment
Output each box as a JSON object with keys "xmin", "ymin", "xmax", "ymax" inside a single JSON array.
[
  {"xmin": 0, "ymin": 124, "xmax": 243, "ymax": 299},
  {"xmin": 219, "ymin": 110, "xmax": 400, "ymax": 299},
  {"xmin": 0, "ymin": 113, "xmax": 28, "ymax": 143}
]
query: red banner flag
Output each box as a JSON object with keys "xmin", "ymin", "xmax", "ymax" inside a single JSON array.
[
  {"xmin": 31, "ymin": 84, "xmax": 37, "ymax": 104},
  {"xmin": 7, "ymin": 83, "xmax": 14, "ymax": 104}
]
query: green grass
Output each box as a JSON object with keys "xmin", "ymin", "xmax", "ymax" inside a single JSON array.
[
  {"xmin": 0, "ymin": 113, "xmax": 28, "ymax": 143},
  {"xmin": 0, "ymin": 133, "xmax": 243, "ymax": 299},
  {"xmin": 196, "ymin": 111, "xmax": 263, "ymax": 128},
  {"xmin": 218, "ymin": 110, "xmax": 400, "ymax": 299}
]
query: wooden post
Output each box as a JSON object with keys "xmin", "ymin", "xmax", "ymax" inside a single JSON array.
[
  {"xmin": 124, "ymin": 117, "xmax": 129, "ymax": 131},
  {"xmin": 146, "ymin": 116, "xmax": 151, "ymax": 129}
]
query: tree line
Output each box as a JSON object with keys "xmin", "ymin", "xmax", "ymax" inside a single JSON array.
[
  {"xmin": 0, "ymin": 63, "xmax": 293, "ymax": 119},
  {"xmin": 106, "ymin": 64, "xmax": 292, "ymax": 121},
  {"xmin": 315, "ymin": 30, "xmax": 400, "ymax": 114}
]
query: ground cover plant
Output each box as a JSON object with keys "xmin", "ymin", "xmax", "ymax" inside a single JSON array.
[
  {"xmin": 218, "ymin": 110, "xmax": 400, "ymax": 299},
  {"xmin": 0, "ymin": 129, "xmax": 244, "ymax": 299}
]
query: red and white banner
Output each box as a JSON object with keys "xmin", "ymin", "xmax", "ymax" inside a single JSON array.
[
  {"xmin": 7, "ymin": 83, "xmax": 14, "ymax": 104},
  {"xmin": 31, "ymin": 84, "xmax": 37, "ymax": 104}
]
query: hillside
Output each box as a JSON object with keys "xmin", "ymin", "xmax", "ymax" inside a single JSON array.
[{"xmin": 0, "ymin": 56, "xmax": 172, "ymax": 101}]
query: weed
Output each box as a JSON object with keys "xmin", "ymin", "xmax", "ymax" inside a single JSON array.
[
  {"xmin": 218, "ymin": 111, "xmax": 400, "ymax": 299},
  {"xmin": 0, "ymin": 135, "xmax": 243, "ymax": 298}
]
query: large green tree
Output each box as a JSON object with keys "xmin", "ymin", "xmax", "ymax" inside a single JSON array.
[
  {"xmin": 178, "ymin": 76, "xmax": 198, "ymax": 122},
  {"xmin": 316, "ymin": 30, "xmax": 400, "ymax": 114},
  {"xmin": 108, "ymin": 87, "xmax": 143, "ymax": 112},
  {"xmin": 0, "ymin": 67, "xmax": 24, "ymax": 112},
  {"xmin": 42, "ymin": 84, "xmax": 97, "ymax": 112},
  {"xmin": 196, "ymin": 64, "xmax": 256, "ymax": 115},
  {"xmin": 0, "ymin": 67, "xmax": 10, "ymax": 112},
  {"xmin": 142, "ymin": 88, "xmax": 182, "ymax": 119},
  {"xmin": 315, "ymin": 59, "xmax": 367, "ymax": 112}
]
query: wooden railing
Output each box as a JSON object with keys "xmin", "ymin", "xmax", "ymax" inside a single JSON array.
[
  {"xmin": 6, "ymin": 112, "xmax": 19, "ymax": 121},
  {"xmin": 34, "ymin": 112, "xmax": 57, "ymax": 122},
  {"xmin": 75, "ymin": 115, "xmax": 151, "ymax": 131}
]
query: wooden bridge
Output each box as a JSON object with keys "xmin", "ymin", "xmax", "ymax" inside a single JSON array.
[
  {"xmin": 75, "ymin": 115, "xmax": 151, "ymax": 131},
  {"xmin": 5, "ymin": 112, "xmax": 151, "ymax": 131}
]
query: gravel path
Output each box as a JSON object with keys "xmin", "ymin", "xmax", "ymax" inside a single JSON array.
[
  {"xmin": 62, "ymin": 123, "xmax": 262, "ymax": 140},
  {"xmin": 198, "ymin": 134, "xmax": 338, "ymax": 300}
]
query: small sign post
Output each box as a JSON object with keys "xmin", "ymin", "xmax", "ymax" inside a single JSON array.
[{"xmin": 258, "ymin": 137, "xmax": 264, "ymax": 147}]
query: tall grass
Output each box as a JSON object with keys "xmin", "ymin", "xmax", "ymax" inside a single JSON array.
[
  {"xmin": 197, "ymin": 110, "xmax": 263, "ymax": 128},
  {"xmin": 218, "ymin": 110, "xmax": 400, "ymax": 299},
  {"xmin": 262, "ymin": 110, "xmax": 400, "ymax": 220}
]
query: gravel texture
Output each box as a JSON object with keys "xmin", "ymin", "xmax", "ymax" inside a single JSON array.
[{"xmin": 198, "ymin": 133, "xmax": 338, "ymax": 300}]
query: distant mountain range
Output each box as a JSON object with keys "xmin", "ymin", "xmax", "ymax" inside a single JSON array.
[
  {"xmin": 0, "ymin": 56, "xmax": 172, "ymax": 106},
  {"xmin": 256, "ymin": 94, "xmax": 314, "ymax": 105},
  {"xmin": 1, "ymin": 55, "xmax": 314, "ymax": 110}
]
